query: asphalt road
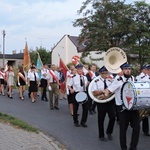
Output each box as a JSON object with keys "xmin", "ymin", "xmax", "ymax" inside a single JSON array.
[{"xmin": 0, "ymin": 90, "xmax": 149, "ymax": 150}]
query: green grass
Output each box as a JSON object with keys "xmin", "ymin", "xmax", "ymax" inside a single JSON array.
[{"xmin": 0, "ymin": 112, "xmax": 39, "ymax": 133}]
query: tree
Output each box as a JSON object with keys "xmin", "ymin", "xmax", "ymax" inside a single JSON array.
[
  {"xmin": 127, "ymin": 1, "xmax": 150, "ymax": 67},
  {"xmin": 30, "ymin": 47, "xmax": 51, "ymax": 65},
  {"xmin": 73, "ymin": 0, "xmax": 150, "ymax": 66},
  {"xmin": 73, "ymin": 0, "xmax": 134, "ymax": 52}
]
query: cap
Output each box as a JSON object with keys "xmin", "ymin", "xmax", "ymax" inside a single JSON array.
[
  {"xmin": 120, "ymin": 63, "xmax": 131, "ymax": 70},
  {"xmin": 141, "ymin": 64, "xmax": 149, "ymax": 70},
  {"xmin": 99, "ymin": 66, "xmax": 108, "ymax": 73},
  {"xmin": 146, "ymin": 65, "xmax": 150, "ymax": 69},
  {"xmin": 75, "ymin": 64, "xmax": 83, "ymax": 69}
]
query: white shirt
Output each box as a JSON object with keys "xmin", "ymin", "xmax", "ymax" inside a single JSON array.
[
  {"xmin": 27, "ymin": 72, "xmax": 39, "ymax": 81},
  {"xmin": 41, "ymin": 68, "xmax": 48, "ymax": 80},
  {"xmin": 91, "ymin": 75, "xmax": 112, "ymax": 92},
  {"xmin": 67, "ymin": 74, "xmax": 88, "ymax": 92},
  {"xmin": 47, "ymin": 70, "xmax": 59, "ymax": 83},
  {"xmin": 136, "ymin": 72, "xmax": 149, "ymax": 81},
  {"xmin": 108, "ymin": 75, "xmax": 134, "ymax": 106}
]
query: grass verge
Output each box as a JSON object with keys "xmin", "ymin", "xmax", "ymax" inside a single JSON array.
[{"xmin": 0, "ymin": 112, "xmax": 39, "ymax": 133}]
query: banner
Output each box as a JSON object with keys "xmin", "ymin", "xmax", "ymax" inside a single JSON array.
[
  {"xmin": 36, "ymin": 52, "xmax": 43, "ymax": 79},
  {"xmin": 23, "ymin": 42, "xmax": 31, "ymax": 71},
  {"xmin": 59, "ymin": 57, "xmax": 68, "ymax": 93}
]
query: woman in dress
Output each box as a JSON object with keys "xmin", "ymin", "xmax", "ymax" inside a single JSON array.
[
  {"xmin": 27, "ymin": 66, "xmax": 39, "ymax": 103},
  {"xmin": 6, "ymin": 66, "xmax": 14, "ymax": 99},
  {"xmin": 17, "ymin": 67, "xmax": 26, "ymax": 100}
]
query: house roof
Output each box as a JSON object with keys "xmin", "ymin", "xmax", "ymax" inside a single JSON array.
[
  {"xmin": 68, "ymin": 35, "xmax": 85, "ymax": 52},
  {"xmin": 0, "ymin": 53, "xmax": 24, "ymax": 59},
  {"xmin": 51, "ymin": 35, "xmax": 84, "ymax": 52}
]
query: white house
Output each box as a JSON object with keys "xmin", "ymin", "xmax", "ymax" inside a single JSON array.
[{"xmin": 51, "ymin": 34, "xmax": 105, "ymax": 68}]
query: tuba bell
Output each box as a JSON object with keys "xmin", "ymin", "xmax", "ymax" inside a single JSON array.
[
  {"xmin": 104, "ymin": 47, "xmax": 127, "ymax": 74},
  {"xmin": 88, "ymin": 47, "xmax": 127, "ymax": 103}
]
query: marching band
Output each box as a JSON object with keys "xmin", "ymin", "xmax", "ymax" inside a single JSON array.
[{"xmin": 0, "ymin": 48, "xmax": 150, "ymax": 150}]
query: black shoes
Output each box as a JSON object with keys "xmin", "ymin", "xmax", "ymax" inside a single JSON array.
[
  {"xmin": 74, "ymin": 123, "xmax": 80, "ymax": 127},
  {"xmin": 144, "ymin": 133, "xmax": 150, "ymax": 136},
  {"xmin": 54, "ymin": 106, "xmax": 59, "ymax": 110},
  {"xmin": 89, "ymin": 111, "xmax": 93, "ymax": 115},
  {"xmin": 80, "ymin": 122, "xmax": 88, "ymax": 127},
  {"xmin": 106, "ymin": 133, "xmax": 113, "ymax": 141},
  {"xmin": 99, "ymin": 137, "xmax": 107, "ymax": 142},
  {"xmin": 41, "ymin": 98, "xmax": 48, "ymax": 102},
  {"xmin": 50, "ymin": 107, "xmax": 54, "ymax": 110},
  {"xmin": 28, "ymin": 93, "xmax": 30, "ymax": 98}
]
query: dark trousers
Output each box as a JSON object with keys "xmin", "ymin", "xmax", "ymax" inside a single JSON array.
[
  {"xmin": 117, "ymin": 107, "xmax": 140, "ymax": 150},
  {"xmin": 73, "ymin": 92, "xmax": 88, "ymax": 124},
  {"xmin": 142, "ymin": 117, "xmax": 149, "ymax": 134},
  {"xmin": 41, "ymin": 79, "xmax": 48, "ymax": 100},
  {"xmin": 97, "ymin": 100, "xmax": 115, "ymax": 138}
]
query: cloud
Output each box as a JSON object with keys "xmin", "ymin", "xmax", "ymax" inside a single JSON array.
[
  {"xmin": 0, "ymin": 0, "xmax": 149, "ymax": 53},
  {"xmin": 0, "ymin": 0, "xmax": 83, "ymax": 53}
]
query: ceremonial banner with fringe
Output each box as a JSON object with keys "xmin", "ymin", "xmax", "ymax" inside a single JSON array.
[
  {"xmin": 23, "ymin": 42, "xmax": 31, "ymax": 71},
  {"xmin": 36, "ymin": 52, "xmax": 43, "ymax": 79}
]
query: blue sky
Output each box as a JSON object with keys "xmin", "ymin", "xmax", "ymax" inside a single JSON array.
[{"xmin": 0, "ymin": 0, "xmax": 149, "ymax": 54}]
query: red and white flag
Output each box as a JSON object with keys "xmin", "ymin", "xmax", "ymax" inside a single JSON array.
[{"xmin": 59, "ymin": 57, "xmax": 69, "ymax": 93}]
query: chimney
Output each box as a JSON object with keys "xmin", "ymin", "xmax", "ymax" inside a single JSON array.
[{"xmin": 12, "ymin": 50, "xmax": 16, "ymax": 54}]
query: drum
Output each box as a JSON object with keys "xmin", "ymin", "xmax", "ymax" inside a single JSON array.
[
  {"xmin": 121, "ymin": 81, "xmax": 150, "ymax": 110},
  {"xmin": 75, "ymin": 92, "xmax": 87, "ymax": 104}
]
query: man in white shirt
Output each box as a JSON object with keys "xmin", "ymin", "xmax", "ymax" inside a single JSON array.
[
  {"xmin": 86, "ymin": 64, "xmax": 99, "ymax": 115},
  {"xmin": 67, "ymin": 64, "xmax": 88, "ymax": 127},
  {"xmin": 91, "ymin": 66, "xmax": 115, "ymax": 141},
  {"xmin": 105, "ymin": 63, "xmax": 140, "ymax": 150},
  {"xmin": 136, "ymin": 65, "xmax": 150, "ymax": 136},
  {"xmin": 47, "ymin": 64, "xmax": 60, "ymax": 110}
]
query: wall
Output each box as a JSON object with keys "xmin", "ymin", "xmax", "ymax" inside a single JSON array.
[{"xmin": 52, "ymin": 35, "xmax": 81, "ymax": 66}]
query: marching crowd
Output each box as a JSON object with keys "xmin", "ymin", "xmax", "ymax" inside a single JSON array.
[{"xmin": 0, "ymin": 62, "xmax": 150, "ymax": 150}]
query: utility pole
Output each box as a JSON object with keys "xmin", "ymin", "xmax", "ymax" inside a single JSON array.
[{"xmin": 2, "ymin": 30, "xmax": 6, "ymax": 67}]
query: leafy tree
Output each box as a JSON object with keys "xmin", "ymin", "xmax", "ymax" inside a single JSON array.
[
  {"xmin": 126, "ymin": 1, "xmax": 150, "ymax": 67},
  {"xmin": 73, "ymin": 0, "xmax": 150, "ymax": 66},
  {"xmin": 30, "ymin": 47, "xmax": 51, "ymax": 66},
  {"xmin": 73, "ymin": 0, "xmax": 134, "ymax": 53}
]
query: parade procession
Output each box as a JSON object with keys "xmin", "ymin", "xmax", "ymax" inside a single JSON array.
[
  {"xmin": 0, "ymin": 45, "xmax": 150, "ymax": 150},
  {"xmin": 0, "ymin": 0, "xmax": 150, "ymax": 150}
]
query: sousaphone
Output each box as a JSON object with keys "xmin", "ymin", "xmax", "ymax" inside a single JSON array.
[
  {"xmin": 88, "ymin": 47, "xmax": 127, "ymax": 103},
  {"xmin": 104, "ymin": 47, "xmax": 127, "ymax": 74}
]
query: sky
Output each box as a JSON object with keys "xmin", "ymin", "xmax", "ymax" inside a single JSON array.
[{"xmin": 0, "ymin": 0, "xmax": 149, "ymax": 54}]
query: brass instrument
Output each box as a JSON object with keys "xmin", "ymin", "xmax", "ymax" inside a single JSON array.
[
  {"xmin": 88, "ymin": 76, "xmax": 115, "ymax": 103},
  {"xmin": 139, "ymin": 109, "xmax": 150, "ymax": 121},
  {"xmin": 88, "ymin": 47, "xmax": 127, "ymax": 103}
]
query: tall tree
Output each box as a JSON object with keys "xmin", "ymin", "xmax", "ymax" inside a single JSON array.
[
  {"xmin": 73, "ymin": 0, "xmax": 134, "ymax": 53},
  {"xmin": 127, "ymin": 1, "xmax": 150, "ymax": 67},
  {"xmin": 73, "ymin": 0, "xmax": 150, "ymax": 66}
]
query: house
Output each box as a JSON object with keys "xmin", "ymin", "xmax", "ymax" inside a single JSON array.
[
  {"xmin": 0, "ymin": 51, "xmax": 23, "ymax": 68},
  {"xmin": 51, "ymin": 35, "xmax": 105, "ymax": 67}
]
